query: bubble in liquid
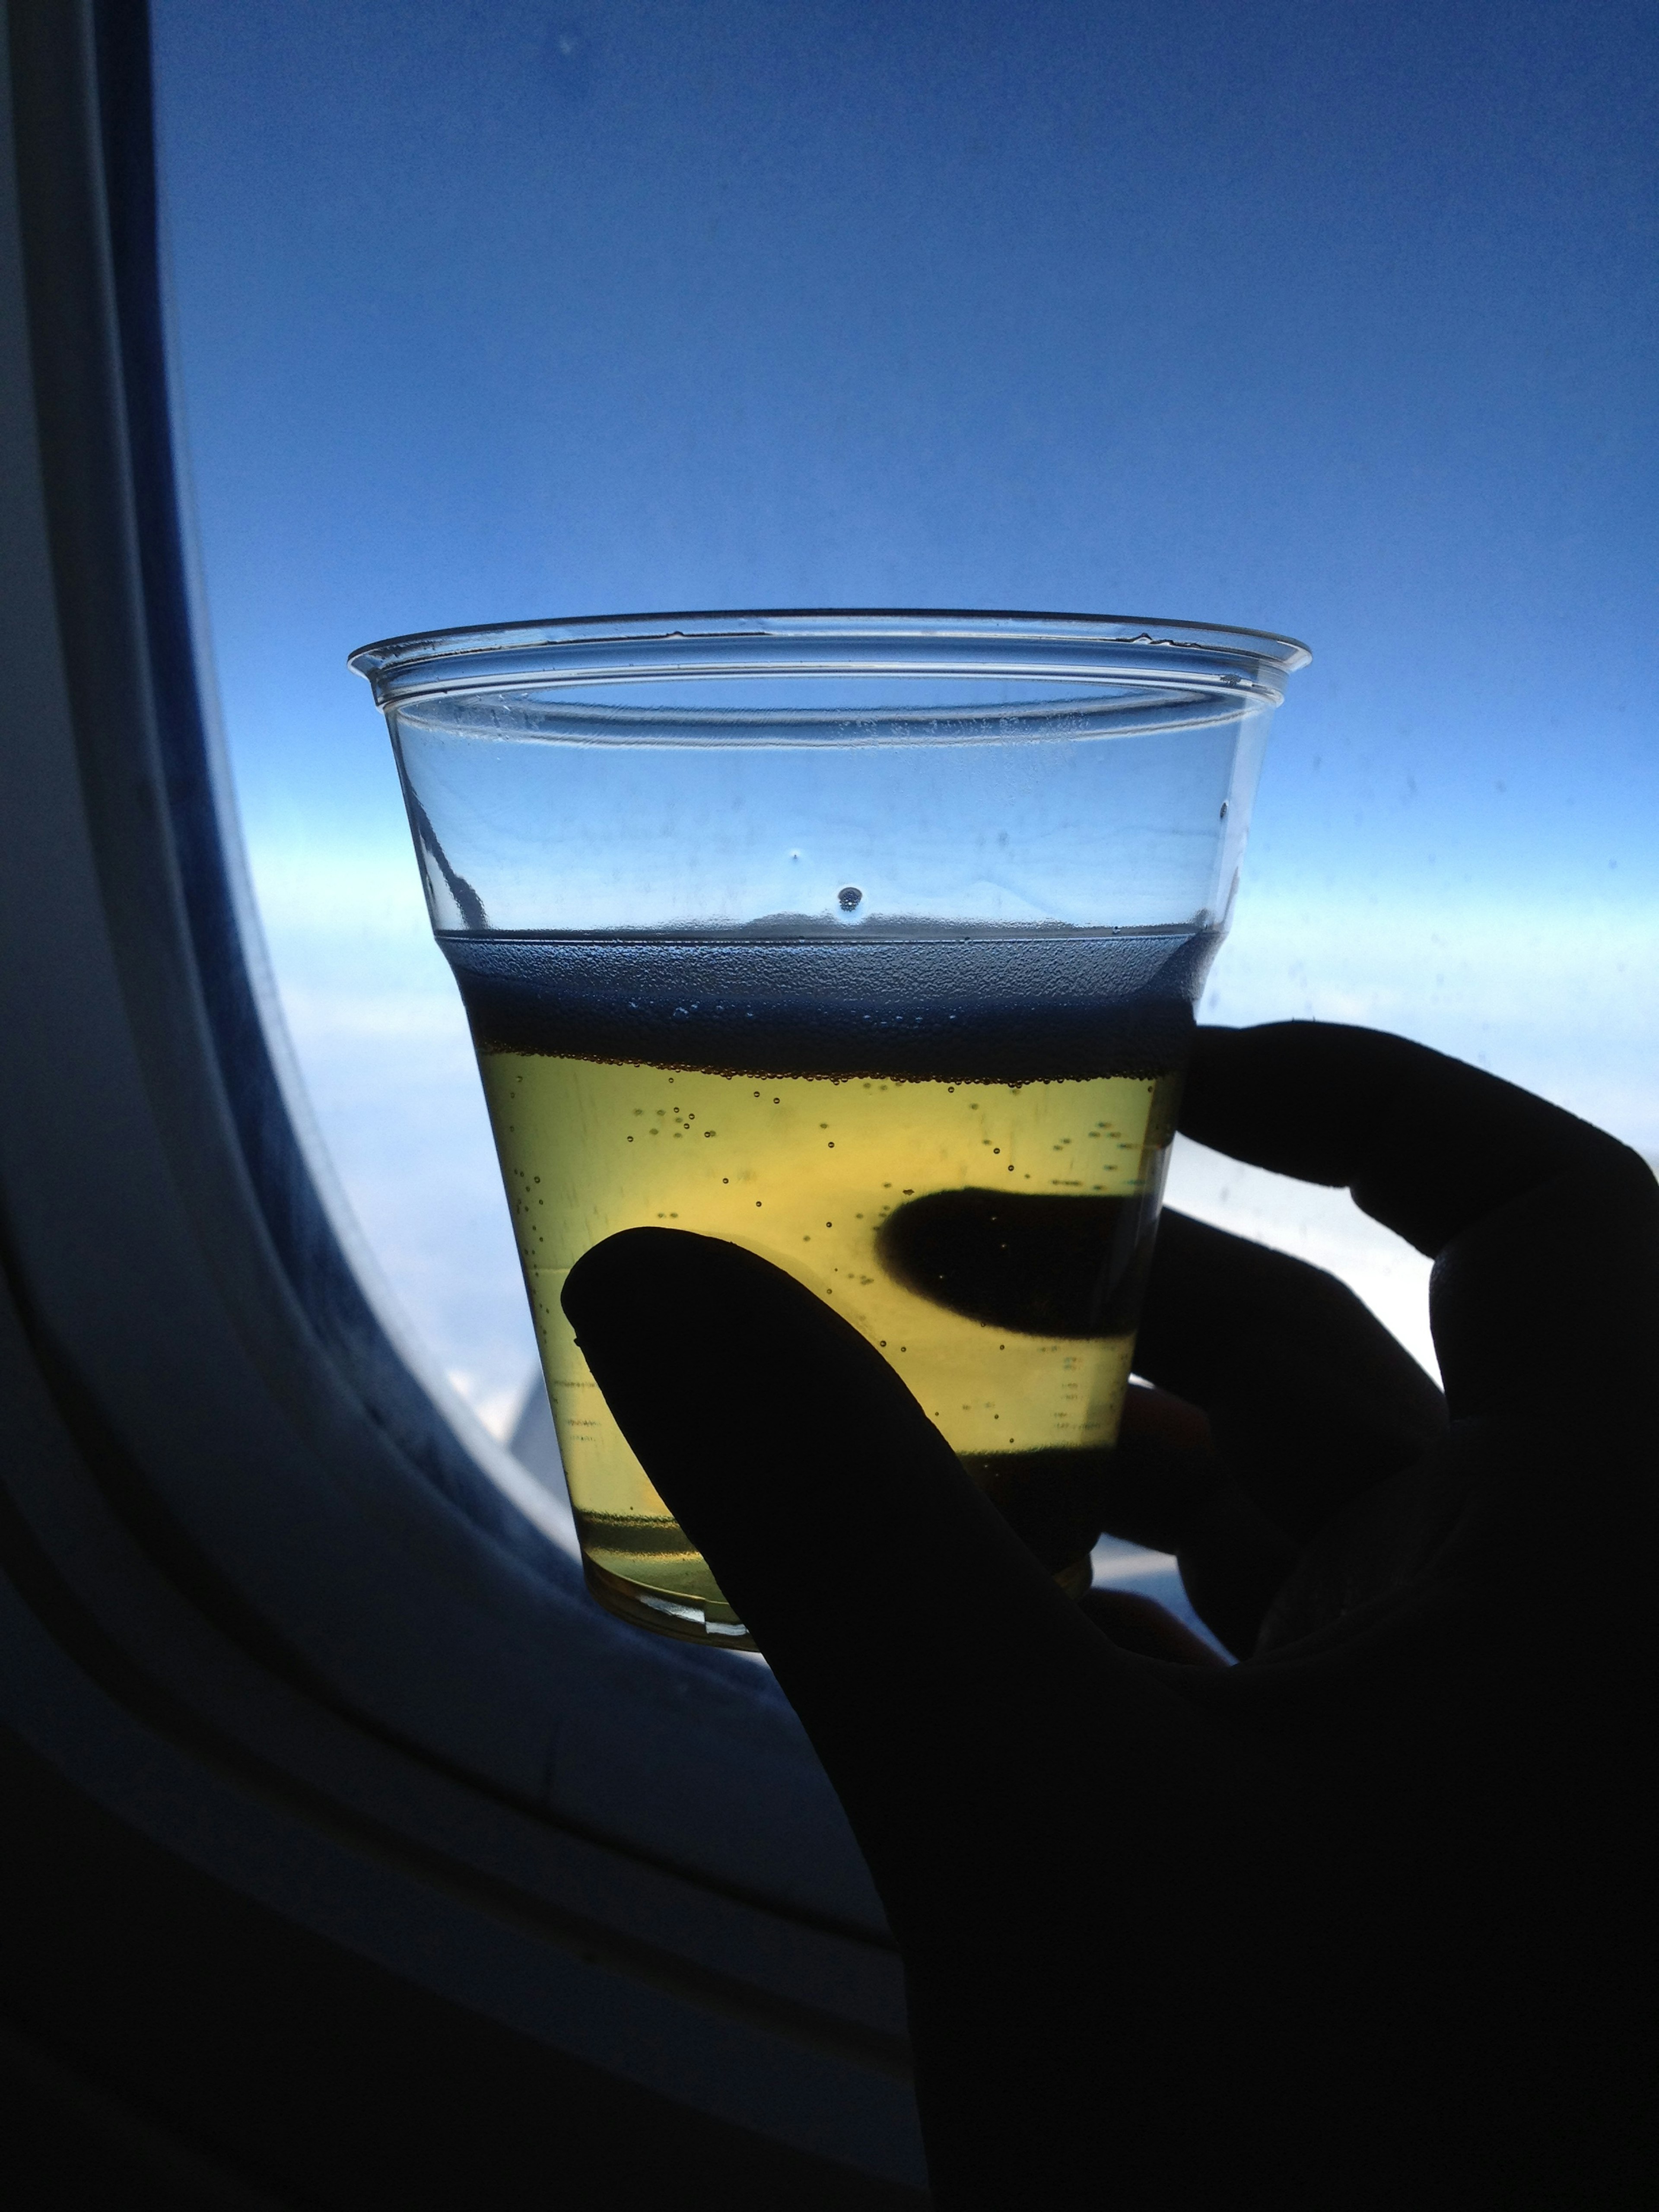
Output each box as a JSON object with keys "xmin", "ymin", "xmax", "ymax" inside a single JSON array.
[{"xmin": 837, "ymin": 885, "xmax": 863, "ymax": 911}]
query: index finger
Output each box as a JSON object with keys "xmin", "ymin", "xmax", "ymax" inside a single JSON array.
[{"xmin": 1181, "ymin": 1024, "xmax": 1659, "ymax": 1425}]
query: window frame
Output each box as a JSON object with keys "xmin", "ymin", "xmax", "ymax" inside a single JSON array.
[{"xmin": 0, "ymin": 3, "xmax": 922, "ymax": 2190}]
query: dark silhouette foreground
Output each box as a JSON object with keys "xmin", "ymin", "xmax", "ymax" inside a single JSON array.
[{"xmin": 564, "ymin": 1024, "xmax": 1659, "ymax": 2209}]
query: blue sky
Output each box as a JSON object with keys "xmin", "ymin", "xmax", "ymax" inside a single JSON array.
[{"xmin": 152, "ymin": 0, "xmax": 1657, "ymax": 1427}]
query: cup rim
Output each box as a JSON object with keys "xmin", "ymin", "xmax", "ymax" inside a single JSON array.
[{"xmin": 348, "ymin": 606, "xmax": 1311, "ymax": 709}]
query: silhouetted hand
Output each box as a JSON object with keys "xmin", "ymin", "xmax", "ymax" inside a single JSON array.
[{"xmin": 563, "ymin": 1024, "xmax": 1659, "ymax": 2209}]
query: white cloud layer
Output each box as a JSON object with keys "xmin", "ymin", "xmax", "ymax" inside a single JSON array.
[{"xmin": 243, "ymin": 835, "xmax": 1656, "ymax": 1443}]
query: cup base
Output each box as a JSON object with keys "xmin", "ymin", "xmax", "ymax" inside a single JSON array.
[
  {"xmin": 582, "ymin": 1548, "xmax": 1096, "ymax": 1649},
  {"xmin": 582, "ymin": 1555, "xmax": 759, "ymax": 1650}
]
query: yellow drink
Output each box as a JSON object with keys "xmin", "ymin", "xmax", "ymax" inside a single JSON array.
[{"xmin": 479, "ymin": 1048, "xmax": 1176, "ymax": 1644}]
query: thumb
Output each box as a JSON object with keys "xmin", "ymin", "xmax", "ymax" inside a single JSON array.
[{"xmin": 562, "ymin": 1229, "xmax": 1204, "ymax": 1889}]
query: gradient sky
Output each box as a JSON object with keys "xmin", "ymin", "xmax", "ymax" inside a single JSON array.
[{"xmin": 149, "ymin": 0, "xmax": 1658, "ymax": 1423}]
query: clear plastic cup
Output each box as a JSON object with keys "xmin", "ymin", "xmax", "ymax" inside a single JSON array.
[{"xmin": 351, "ymin": 610, "xmax": 1309, "ymax": 1646}]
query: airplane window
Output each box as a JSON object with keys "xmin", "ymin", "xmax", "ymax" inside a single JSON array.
[
  {"xmin": 149, "ymin": 0, "xmax": 1653, "ymax": 1590},
  {"xmin": 4, "ymin": 5, "xmax": 1651, "ymax": 2196}
]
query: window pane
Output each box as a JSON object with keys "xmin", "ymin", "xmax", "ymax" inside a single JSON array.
[{"xmin": 152, "ymin": 0, "xmax": 1657, "ymax": 1475}]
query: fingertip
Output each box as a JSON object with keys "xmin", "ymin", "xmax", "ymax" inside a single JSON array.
[
  {"xmin": 1119, "ymin": 1379, "xmax": 1216, "ymax": 1458},
  {"xmin": 1183, "ymin": 1022, "xmax": 1364, "ymax": 1187},
  {"xmin": 563, "ymin": 1222, "xmax": 750, "ymax": 1330}
]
